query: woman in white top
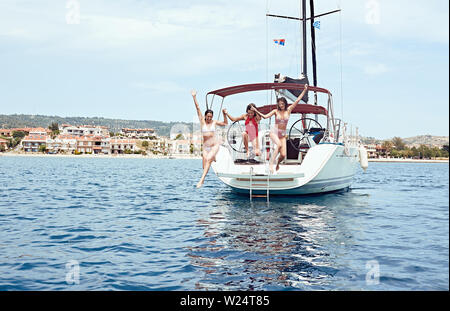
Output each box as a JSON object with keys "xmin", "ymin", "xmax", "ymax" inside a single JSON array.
[{"xmin": 192, "ymin": 90, "xmax": 228, "ymax": 188}]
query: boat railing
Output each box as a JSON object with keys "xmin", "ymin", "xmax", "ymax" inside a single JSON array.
[
  {"xmin": 219, "ymin": 123, "xmax": 272, "ymax": 163},
  {"xmin": 335, "ymin": 121, "xmax": 360, "ymax": 147}
]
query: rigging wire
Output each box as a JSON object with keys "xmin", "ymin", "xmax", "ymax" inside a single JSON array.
[
  {"xmin": 338, "ymin": 0, "xmax": 344, "ymax": 121},
  {"xmin": 266, "ymin": 0, "xmax": 269, "ymax": 105},
  {"xmin": 299, "ymin": 1, "xmax": 303, "ymax": 75},
  {"xmin": 288, "ymin": 16, "xmax": 296, "ymax": 78}
]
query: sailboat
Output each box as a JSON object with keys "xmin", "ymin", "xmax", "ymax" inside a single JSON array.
[{"xmin": 208, "ymin": 0, "xmax": 368, "ymax": 197}]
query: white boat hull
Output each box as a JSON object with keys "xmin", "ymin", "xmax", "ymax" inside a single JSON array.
[{"xmin": 211, "ymin": 143, "xmax": 361, "ymax": 195}]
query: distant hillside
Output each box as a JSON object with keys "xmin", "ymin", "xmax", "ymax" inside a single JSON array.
[
  {"xmin": 0, "ymin": 114, "xmax": 192, "ymax": 137},
  {"xmin": 402, "ymin": 135, "xmax": 449, "ymax": 147},
  {"xmin": 361, "ymin": 135, "xmax": 449, "ymax": 147},
  {"xmin": 360, "ymin": 137, "xmax": 383, "ymax": 145},
  {"xmin": 1, "ymin": 114, "xmax": 448, "ymax": 146}
]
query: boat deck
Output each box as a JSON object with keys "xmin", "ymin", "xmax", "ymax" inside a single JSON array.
[{"xmin": 234, "ymin": 159, "xmax": 302, "ymax": 166}]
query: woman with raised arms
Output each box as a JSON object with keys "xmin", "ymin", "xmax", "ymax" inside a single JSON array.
[
  {"xmin": 224, "ymin": 103, "xmax": 261, "ymax": 159},
  {"xmin": 191, "ymin": 90, "xmax": 228, "ymax": 188},
  {"xmin": 252, "ymin": 84, "xmax": 309, "ymax": 173}
]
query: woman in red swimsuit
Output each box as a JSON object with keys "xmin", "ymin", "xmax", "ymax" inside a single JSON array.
[
  {"xmin": 224, "ymin": 103, "xmax": 261, "ymax": 158},
  {"xmin": 252, "ymin": 85, "xmax": 309, "ymax": 173}
]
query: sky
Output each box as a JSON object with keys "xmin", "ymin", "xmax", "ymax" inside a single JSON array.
[{"xmin": 0, "ymin": 0, "xmax": 448, "ymax": 139}]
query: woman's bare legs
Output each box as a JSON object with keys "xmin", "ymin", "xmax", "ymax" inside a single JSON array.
[
  {"xmin": 242, "ymin": 132, "xmax": 250, "ymax": 157},
  {"xmin": 251, "ymin": 137, "xmax": 261, "ymax": 157},
  {"xmin": 202, "ymin": 150, "xmax": 207, "ymax": 169},
  {"xmin": 197, "ymin": 144, "xmax": 220, "ymax": 188},
  {"xmin": 275, "ymin": 137, "xmax": 286, "ymax": 171},
  {"xmin": 269, "ymin": 132, "xmax": 282, "ymax": 173},
  {"xmin": 243, "ymin": 132, "xmax": 261, "ymax": 158},
  {"xmin": 197, "ymin": 159, "xmax": 213, "ymax": 188}
]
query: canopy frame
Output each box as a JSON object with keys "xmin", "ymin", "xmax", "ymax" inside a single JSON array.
[{"xmin": 204, "ymin": 82, "xmax": 338, "ymax": 142}]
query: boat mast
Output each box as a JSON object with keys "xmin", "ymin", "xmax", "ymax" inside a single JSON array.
[
  {"xmin": 301, "ymin": 0, "xmax": 307, "ymax": 80},
  {"xmin": 309, "ymin": 0, "xmax": 318, "ymax": 106},
  {"xmin": 266, "ymin": 1, "xmax": 340, "ymax": 106}
]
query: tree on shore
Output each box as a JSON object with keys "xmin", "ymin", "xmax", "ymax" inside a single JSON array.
[
  {"xmin": 12, "ymin": 131, "xmax": 26, "ymax": 140},
  {"xmin": 11, "ymin": 131, "xmax": 26, "ymax": 148},
  {"xmin": 443, "ymin": 145, "xmax": 449, "ymax": 153},
  {"xmin": 48, "ymin": 122, "xmax": 60, "ymax": 137},
  {"xmin": 392, "ymin": 137, "xmax": 406, "ymax": 150},
  {"xmin": 378, "ymin": 136, "xmax": 448, "ymax": 159},
  {"xmin": 381, "ymin": 140, "xmax": 393, "ymax": 156}
]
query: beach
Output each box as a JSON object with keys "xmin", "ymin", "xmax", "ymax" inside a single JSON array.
[
  {"xmin": 0, "ymin": 152, "xmax": 202, "ymax": 160},
  {"xmin": 2, "ymin": 152, "xmax": 447, "ymax": 163},
  {"xmin": 368, "ymin": 158, "xmax": 448, "ymax": 163}
]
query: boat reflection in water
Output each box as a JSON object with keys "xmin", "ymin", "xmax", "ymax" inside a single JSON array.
[{"xmin": 185, "ymin": 189, "xmax": 370, "ymax": 290}]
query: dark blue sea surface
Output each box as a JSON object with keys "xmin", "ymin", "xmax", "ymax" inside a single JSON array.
[{"xmin": 0, "ymin": 156, "xmax": 448, "ymax": 290}]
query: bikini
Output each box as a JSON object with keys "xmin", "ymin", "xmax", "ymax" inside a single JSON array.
[
  {"xmin": 274, "ymin": 114, "xmax": 288, "ymax": 138},
  {"xmin": 202, "ymin": 122, "xmax": 215, "ymax": 152},
  {"xmin": 202, "ymin": 123, "xmax": 215, "ymax": 135}
]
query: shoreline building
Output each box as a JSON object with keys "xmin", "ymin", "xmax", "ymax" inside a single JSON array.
[
  {"xmin": 120, "ymin": 128, "xmax": 156, "ymax": 139},
  {"xmin": 46, "ymin": 134, "xmax": 78, "ymax": 154},
  {"xmin": 76, "ymin": 136, "xmax": 95, "ymax": 154},
  {"xmin": 0, "ymin": 138, "xmax": 8, "ymax": 150},
  {"xmin": 22, "ymin": 129, "xmax": 49, "ymax": 152},
  {"xmin": 1, "ymin": 127, "xmax": 51, "ymax": 137},
  {"xmin": 110, "ymin": 138, "xmax": 136, "ymax": 154},
  {"xmin": 60, "ymin": 124, "xmax": 109, "ymax": 137}
]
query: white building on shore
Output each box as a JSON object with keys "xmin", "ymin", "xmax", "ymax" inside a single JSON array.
[
  {"xmin": 22, "ymin": 134, "xmax": 48, "ymax": 152},
  {"xmin": 120, "ymin": 128, "xmax": 155, "ymax": 139},
  {"xmin": 110, "ymin": 138, "xmax": 137, "ymax": 154},
  {"xmin": 60, "ymin": 124, "xmax": 109, "ymax": 137},
  {"xmin": 46, "ymin": 134, "xmax": 77, "ymax": 154}
]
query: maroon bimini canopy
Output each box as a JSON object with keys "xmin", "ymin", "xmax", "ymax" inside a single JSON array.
[
  {"xmin": 256, "ymin": 104, "xmax": 327, "ymax": 116},
  {"xmin": 207, "ymin": 83, "xmax": 331, "ymax": 98}
]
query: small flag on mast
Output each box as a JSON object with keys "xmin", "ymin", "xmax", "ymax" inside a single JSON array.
[
  {"xmin": 273, "ymin": 39, "xmax": 285, "ymax": 46},
  {"xmin": 313, "ymin": 21, "xmax": 320, "ymax": 29}
]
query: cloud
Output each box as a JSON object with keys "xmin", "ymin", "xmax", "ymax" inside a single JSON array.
[
  {"xmin": 363, "ymin": 63, "xmax": 390, "ymax": 75},
  {"xmin": 131, "ymin": 81, "xmax": 186, "ymax": 93}
]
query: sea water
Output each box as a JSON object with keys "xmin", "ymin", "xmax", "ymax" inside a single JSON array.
[{"xmin": 0, "ymin": 156, "xmax": 448, "ymax": 290}]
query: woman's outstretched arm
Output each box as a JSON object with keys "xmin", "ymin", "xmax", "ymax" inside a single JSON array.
[
  {"xmin": 215, "ymin": 109, "xmax": 229, "ymax": 126},
  {"xmin": 252, "ymin": 106, "xmax": 276, "ymax": 120},
  {"xmin": 191, "ymin": 90, "xmax": 204, "ymax": 124},
  {"xmin": 288, "ymin": 84, "xmax": 309, "ymax": 113},
  {"xmin": 224, "ymin": 111, "xmax": 246, "ymax": 123}
]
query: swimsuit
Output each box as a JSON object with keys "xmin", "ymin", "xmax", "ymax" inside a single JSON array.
[
  {"xmin": 274, "ymin": 114, "xmax": 288, "ymax": 138},
  {"xmin": 245, "ymin": 117, "xmax": 258, "ymax": 141},
  {"xmin": 202, "ymin": 122, "xmax": 216, "ymax": 153},
  {"xmin": 202, "ymin": 123, "xmax": 215, "ymax": 135}
]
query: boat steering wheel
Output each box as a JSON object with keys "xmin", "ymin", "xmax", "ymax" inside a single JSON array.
[
  {"xmin": 227, "ymin": 120, "xmax": 247, "ymax": 153},
  {"xmin": 288, "ymin": 117, "xmax": 323, "ymax": 151}
]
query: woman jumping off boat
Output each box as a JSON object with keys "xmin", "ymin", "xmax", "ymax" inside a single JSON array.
[
  {"xmin": 224, "ymin": 103, "xmax": 261, "ymax": 159},
  {"xmin": 191, "ymin": 90, "xmax": 228, "ymax": 188},
  {"xmin": 252, "ymin": 84, "xmax": 309, "ymax": 173}
]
